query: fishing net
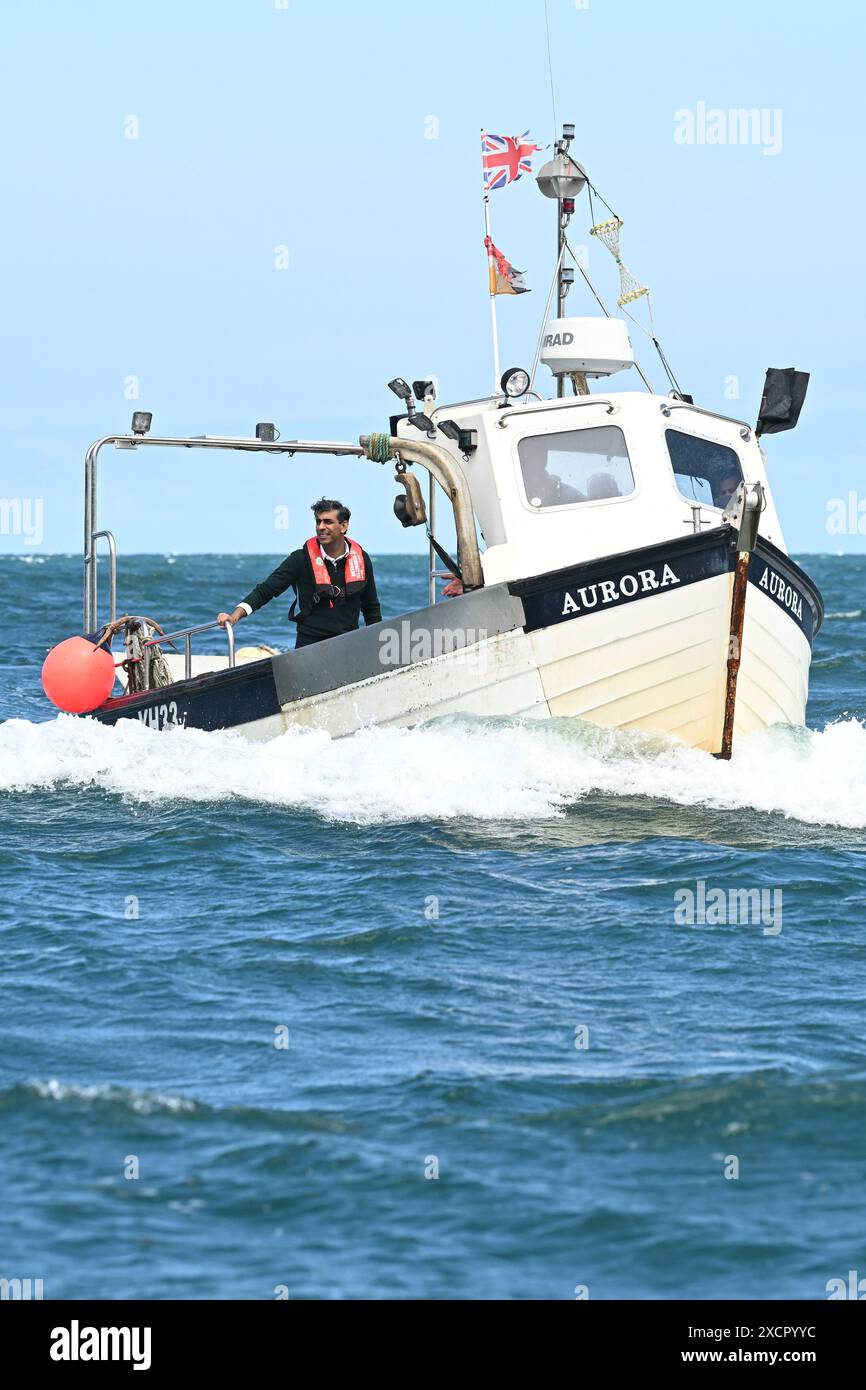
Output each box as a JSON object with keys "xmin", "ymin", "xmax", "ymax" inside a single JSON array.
[{"xmin": 590, "ymin": 216, "xmax": 649, "ymax": 307}]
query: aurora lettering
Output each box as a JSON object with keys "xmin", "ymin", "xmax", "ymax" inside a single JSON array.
[{"xmin": 561, "ymin": 563, "xmax": 681, "ymax": 617}]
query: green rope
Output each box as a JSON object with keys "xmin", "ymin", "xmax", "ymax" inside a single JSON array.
[{"xmin": 365, "ymin": 432, "xmax": 393, "ymax": 463}]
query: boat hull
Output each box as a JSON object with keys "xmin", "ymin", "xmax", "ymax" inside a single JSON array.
[{"xmin": 90, "ymin": 528, "xmax": 823, "ymax": 756}]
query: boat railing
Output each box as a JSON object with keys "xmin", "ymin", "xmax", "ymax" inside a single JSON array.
[
  {"xmin": 660, "ymin": 399, "xmax": 753, "ymax": 440},
  {"xmin": 83, "ymin": 425, "xmax": 484, "ymax": 631},
  {"xmin": 141, "ymin": 620, "xmax": 235, "ymax": 689},
  {"xmin": 89, "ymin": 529, "xmax": 117, "ymax": 628}
]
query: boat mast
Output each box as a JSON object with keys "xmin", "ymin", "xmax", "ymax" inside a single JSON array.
[{"xmin": 536, "ymin": 124, "xmax": 587, "ymax": 398}]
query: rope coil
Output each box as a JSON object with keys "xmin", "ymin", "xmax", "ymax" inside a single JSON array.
[{"xmin": 364, "ymin": 432, "xmax": 394, "ymax": 463}]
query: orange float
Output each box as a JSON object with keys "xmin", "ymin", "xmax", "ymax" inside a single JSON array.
[{"xmin": 42, "ymin": 636, "xmax": 116, "ymax": 713}]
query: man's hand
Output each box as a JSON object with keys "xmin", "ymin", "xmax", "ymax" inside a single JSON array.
[
  {"xmin": 441, "ymin": 576, "xmax": 464, "ymax": 598},
  {"xmin": 217, "ymin": 608, "xmax": 245, "ymax": 627}
]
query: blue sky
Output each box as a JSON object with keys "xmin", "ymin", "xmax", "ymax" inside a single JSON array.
[{"xmin": 1, "ymin": 0, "xmax": 863, "ymax": 555}]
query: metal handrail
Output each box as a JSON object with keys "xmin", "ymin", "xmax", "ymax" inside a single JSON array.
[
  {"xmin": 88, "ymin": 530, "xmax": 117, "ymax": 627},
  {"xmin": 82, "ymin": 429, "xmax": 485, "ymax": 627},
  {"xmin": 142, "ymin": 620, "xmax": 236, "ymax": 687},
  {"xmin": 83, "ymin": 435, "xmax": 367, "ymax": 631},
  {"xmin": 660, "ymin": 400, "xmax": 753, "ymax": 439},
  {"xmin": 428, "ymin": 472, "xmax": 437, "ymax": 606},
  {"xmin": 494, "ymin": 397, "xmax": 615, "ymax": 427}
]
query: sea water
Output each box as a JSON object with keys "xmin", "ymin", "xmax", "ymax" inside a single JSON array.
[{"xmin": 1, "ymin": 553, "xmax": 864, "ymax": 1299}]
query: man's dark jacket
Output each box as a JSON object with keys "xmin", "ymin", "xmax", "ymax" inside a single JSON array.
[{"xmin": 242, "ymin": 545, "xmax": 382, "ymax": 643}]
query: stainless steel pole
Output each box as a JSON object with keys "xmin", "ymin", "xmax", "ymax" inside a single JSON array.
[
  {"xmin": 428, "ymin": 473, "xmax": 436, "ymax": 605},
  {"xmin": 83, "ymin": 460, "xmax": 91, "ymax": 631},
  {"xmin": 556, "ymin": 198, "xmax": 565, "ymax": 398}
]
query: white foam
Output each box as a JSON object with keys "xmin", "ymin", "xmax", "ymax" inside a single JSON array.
[
  {"xmin": 23, "ymin": 1079, "xmax": 197, "ymax": 1114},
  {"xmin": 0, "ymin": 717, "xmax": 861, "ymax": 822},
  {"xmin": 2, "ymin": 712, "xmax": 866, "ymax": 827}
]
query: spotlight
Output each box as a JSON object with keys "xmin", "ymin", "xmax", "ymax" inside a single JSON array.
[
  {"xmin": 500, "ymin": 367, "xmax": 531, "ymax": 399},
  {"xmin": 388, "ymin": 378, "xmax": 413, "ymax": 404},
  {"xmin": 131, "ymin": 411, "xmax": 152, "ymax": 435},
  {"xmin": 255, "ymin": 422, "xmax": 277, "ymax": 442},
  {"xmin": 412, "ymin": 380, "xmax": 436, "ymax": 403}
]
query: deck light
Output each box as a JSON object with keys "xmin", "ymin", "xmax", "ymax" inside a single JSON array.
[
  {"xmin": 131, "ymin": 411, "xmax": 152, "ymax": 435},
  {"xmin": 438, "ymin": 419, "xmax": 478, "ymax": 455},
  {"xmin": 536, "ymin": 153, "xmax": 587, "ymax": 201},
  {"xmin": 501, "ymin": 367, "xmax": 530, "ymax": 399},
  {"xmin": 412, "ymin": 380, "xmax": 436, "ymax": 403},
  {"xmin": 388, "ymin": 378, "xmax": 413, "ymax": 405},
  {"xmin": 255, "ymin": 422, "xmax": 277, "ymax": 442},
  {"xmin": 407, "ymin": 411, "xmax": 436, "ymax": 435},
  {"xmin": 389, "ymin": 378, "xmax": 435, "ymax": 435}
]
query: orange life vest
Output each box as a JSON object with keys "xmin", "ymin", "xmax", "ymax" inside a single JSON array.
[{"xmin": 304, "ymin": 537, "xmax": 367, "ymax": 607}]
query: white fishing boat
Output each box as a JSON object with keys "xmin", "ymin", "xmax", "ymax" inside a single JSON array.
[{"xmin": 46, "ymin": 126, "xmax": 822, "ymax": 758}]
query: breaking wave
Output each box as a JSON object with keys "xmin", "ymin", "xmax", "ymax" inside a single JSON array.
[
  {"xmin": 3, "ymin": 711, "xmax": 866, "ymax": 828},
  {"xmin": 0, "ymin": 1079, "xmax": 198, "ymax": 1116}
]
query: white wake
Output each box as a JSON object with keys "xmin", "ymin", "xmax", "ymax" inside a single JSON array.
[{"xmin": 1, "ymin": 712, "xmax": 866, "ymax": 827}]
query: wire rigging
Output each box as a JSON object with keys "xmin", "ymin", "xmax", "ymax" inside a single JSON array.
[
  {"xmin": 533, "ymin": 15, "xmax": 685, "ymax": 400},
  {"xmin": 563, "ymin": 235, "xmax": 654, "ymax": 394},
  {"xmin": 543, "ymin": 0, "xmax": 558, "ymax": 143}
]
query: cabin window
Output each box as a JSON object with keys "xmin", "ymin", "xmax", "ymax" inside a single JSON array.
[
  {"xmin": 665, "ymin": 429, "xmax": 743, "ymax": 510},
  {"xmin": 517, "ymin": 425, "xmax": 635, "ymax": 509}
]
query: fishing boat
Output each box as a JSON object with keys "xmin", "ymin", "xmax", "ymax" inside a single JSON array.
[{"xmin": 45, "ymin": 125, "xmax": 822, "ymax": 758}]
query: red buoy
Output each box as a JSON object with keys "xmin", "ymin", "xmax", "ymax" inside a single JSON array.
[{"xmin": 42, "ymin": 636, "xmax": 116, "ymax": 713}]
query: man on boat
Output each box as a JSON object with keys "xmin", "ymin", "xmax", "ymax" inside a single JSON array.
[
  {"xmin": 713, "ymin": 469, "xmax": 742, "ymax": 510},
  {"xmin": 217, "ymin": 499, "xmax": 382, "ymax": 648},
  {"xmin": 521, "ymin": 455, "xmax": 587, "ymax": 508}
]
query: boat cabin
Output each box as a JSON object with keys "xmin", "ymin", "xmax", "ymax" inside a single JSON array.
[{"xmin": 398, "ymin": 318, "xmax": 785, "ymax": 590}]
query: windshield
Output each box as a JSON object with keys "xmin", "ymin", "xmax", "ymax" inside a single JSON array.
[
  {"xmin": 518, "ymin": 425, "xmax": 635, "ymax": 509},
  {"xmin": 665, "ymin": 429, "xmax": 743, "ymax": 510}
]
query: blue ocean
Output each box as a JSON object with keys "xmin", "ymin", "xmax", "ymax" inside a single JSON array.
[{"xmin": 1, "ymin": 551, "xmax": 865, "ymax": 1300}]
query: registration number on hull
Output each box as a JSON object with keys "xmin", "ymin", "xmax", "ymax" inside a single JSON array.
[{"xmin": 135, "ymin": 701, "xmax": 180, "ymax": 730}]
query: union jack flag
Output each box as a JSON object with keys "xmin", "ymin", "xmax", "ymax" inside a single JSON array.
[{"xmin": 482, "ymin": 131, "xmax": 542, "ymax": 192}]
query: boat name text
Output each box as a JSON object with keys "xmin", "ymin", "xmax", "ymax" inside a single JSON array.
[
  {"xmin": 561, "ymin": 563, "xmax": 680, "ymax": 616},
  {"xmin": 758, "ymin": 567, "xmax": 803, "ymax": 620}
]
